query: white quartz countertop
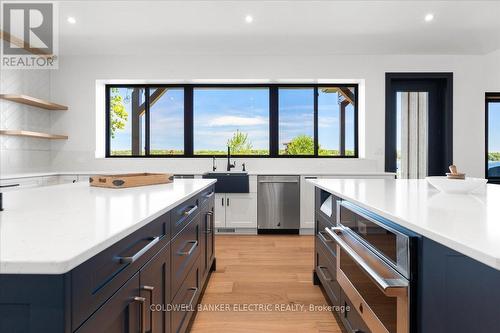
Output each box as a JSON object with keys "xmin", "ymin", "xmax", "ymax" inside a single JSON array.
[
  {"xmin": 309, "ymin": 178, "xmax": 500, "ymax": 271},
  {"xmin": 0, "ymin": 179, "xmax": 216, "ymax": 274}
]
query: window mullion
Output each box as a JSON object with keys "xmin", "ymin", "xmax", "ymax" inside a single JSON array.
[
  {"xmin": 184, "ymin": 86, "xmax": 194, "ymax": 156},
  {"xmin": 270, "ymin": 87, "xmax": 279, "ymax": 157},
  {"xmin": 314, "ymin": 87, "xmax": 318, "ymax": 156},
  {"xmin": 145, "ymin": 87, "xmax": 150, "ymax": 156}
]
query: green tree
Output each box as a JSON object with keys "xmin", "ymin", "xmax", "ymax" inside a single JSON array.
[
  {"xmin": 109, "ymin": 88, "xmax": 128, "ymax": 138},
  {"xmin": 489, "ymin": 152, "xmax": 500, "ymax": 161},
  {"xmin": 286, "ymin": 135, "xmax": 314, "ymax": 155},
  {"xmin": 227, "ymin": 130, "xmax": 253, "ymax": 154}
]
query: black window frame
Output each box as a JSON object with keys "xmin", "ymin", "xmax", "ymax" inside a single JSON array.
[
  {"xmin": 105, "ymin": 83, "xmax": 358, "ymax": 158},
  {"xmin": 485, "ymin": 92, "xmax": 500, "ymax": 182}
]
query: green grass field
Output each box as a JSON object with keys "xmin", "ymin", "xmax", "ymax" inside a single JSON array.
[{"xmin": 111, "ymin": 149, "xmax": 355, "ymax": 156}]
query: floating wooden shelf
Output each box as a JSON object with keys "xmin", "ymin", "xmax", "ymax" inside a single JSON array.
[
  {"xmin": 0, "ymin": 94, "xmax": 68, "ymax": 111},
  {"xmin": 0, "ymin": 130, "xmax": 68, "ymax": 140}
]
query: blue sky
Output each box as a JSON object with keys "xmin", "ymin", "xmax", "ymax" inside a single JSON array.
[
  {"xmin": 194, "ymin": 88, "xmax": 269, "ymax": 151},
  {"xmin": 111, "ymin": 87, "xmax": 355, "ymax": 153},
  {"xmin": 150, "ymin": 88, "xmax": 184, "ymax": 152}
]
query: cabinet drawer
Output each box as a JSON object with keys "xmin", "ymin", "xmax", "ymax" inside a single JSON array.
[
  {"xmin": 339, "ymin": 289, "xmax": 371, "ymax": 333},
  {"xmin": 75, "ymin": 272, "xmax": 141, "ymax": 333},
  {"xmin": 171, "ymin": 195, "xmax": 200, "ymax": 237},
  {"xmin": 171, "ymin": 256, "xmax": 200, "ymax": 333},
  {"xmin": 199, "ymin": 185, "xmax": 215, "ymax": 208},
  {"xmin": 71, "ymin": 212, "xmax": 170, "ymax": 330},
  {"xmin": 171, "ymin": 215, "xmax": 201, "ymax": 292},
  {"xmin": 316, "ymin": 214, "xmax": 337, "ymax": 256},
  {"xmin": 315, "ymin": 234, "xmax": 340, "ymax": 306},
  {"xmin": 140, "ymin": 244, "xmax": 171, "ymax": 333}
]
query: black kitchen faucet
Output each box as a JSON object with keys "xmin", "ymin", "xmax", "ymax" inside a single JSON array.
[{"xmin": 227, "ymin": 146, "xmax": 236, "ymax": 171}]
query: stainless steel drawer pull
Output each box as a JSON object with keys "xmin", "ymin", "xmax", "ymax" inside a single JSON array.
[
  {"xmin": 178, "ymin": 240, "xmax": 198, "ymax": 256},
  {"xmin": 117, "ymin": 236, "xmax": 160, "ymax": 264},
  {"xmin": 317, "ymin": 265, "xmax": 333, "ymax": 282},
  {"xmin": 258, "ymin": 180, "xmax": 299, "ymax": 183},
  {"xmin": 187, "ymin": 287, "xmax": 199, "ymax": 307},
  {"xmin": 141, "ymin": 285, "xmax": 154, "ymax": 332},
  {"xmin": 183, "ymin": 205, "xmax": 198, "ymax": 216},
  {"xmin": 205, "ymin": 211, "xmax": 214, "ymax": 233},
  {"xmin": 205, "ymin": 191, "xmax": 215, "ymax": 198},
  {"xmin": 324, "ymin": 227, "xmax": 408, "ymax": 297},
  {"xmin": 131, "ymin": 296, "xmax": 146, "ymax": 333},
  {"xmin": 318, "ymin": 230, "xmax": 333, "ymax": 243}
]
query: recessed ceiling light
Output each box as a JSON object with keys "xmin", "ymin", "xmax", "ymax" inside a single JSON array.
[
  {"xmin": 245, "ymin": 15, "xmax": 253, "ymax": 23},
  {"xmin": 67, "ymin": 16, "xmax": 76, "ymax": 24},
  {"xmin": 424, "ymin": 13, "xmax": 434, "ymax": 22}
]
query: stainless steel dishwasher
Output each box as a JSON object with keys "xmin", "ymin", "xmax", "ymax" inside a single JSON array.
[{"xmin": 257, "ymin": 175, "xmax": 300, "ymax": 234}]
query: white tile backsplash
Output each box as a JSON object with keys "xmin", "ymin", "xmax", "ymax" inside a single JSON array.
[{"xmin": 0, "ymin": 69, "xmax": 52, "ymax": 174}]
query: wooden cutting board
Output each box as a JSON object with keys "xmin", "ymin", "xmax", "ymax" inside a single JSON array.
[{"xmin": 89, "ymin": 173, "xmax": 173, "ymax": 188}]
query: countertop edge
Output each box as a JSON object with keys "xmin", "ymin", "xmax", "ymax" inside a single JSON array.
[
  {"xmin": 0, "ymin": 171, "xmax": 396, "ymax": 180},
  {"xmin": 309, "ymin": 179, "xmax": 500, "ymax": 271},
  {"xmin": 0, "ymin": 179, "xmax": 216, "ymax": 275}
]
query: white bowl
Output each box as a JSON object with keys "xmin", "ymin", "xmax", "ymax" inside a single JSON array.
[{"xmin": 426, "ymin": 176, "xmax": 487, "ymax": 194}]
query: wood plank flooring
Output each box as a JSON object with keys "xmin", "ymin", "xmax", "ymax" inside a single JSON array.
[{"xmin": 190, "ymin": 235, "xmax": 344, "ymax": 333}]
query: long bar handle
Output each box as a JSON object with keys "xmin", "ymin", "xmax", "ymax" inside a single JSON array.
[
  {"xmin": 142, "ymin": 285, "xmax": 154, "ymax": 332},
  {"xmin": 183, "ymin": 205, "xmax": 198, "ymax": 217},
  {"xmin": 0, "ymin": 184, "xmax": 20, "ymax": 188},
  {"xmin": 178, "ymin": 240, "xmax": 198, "ymax": 256},
  {"xmin": 258, "ymin": 180, "xmax": 299, "ymax": 183},
  {"xmin": 187, "ymin": 287, "xmax": 199, "ymax": 308},
  {"xmin": 131, "ymin": 296, "xmax": 146, "ymax": 333},
  {"xmin": 317, "ymin": 265, "xmax": 333, "ymax": 282},
  {"xmin": 205, "ymin": 211, "xmax": 213, "ymax": 234},
  {"xmin": 118, "ymin": 236, "xmax": 160, "ymax": 264},
  {"xmin": 318, "ymin": 230, "xmax": 334, "ymax": 243},
  {"xmin": 324, "ymin": 227, "xmax": 408, "ymax": 297}
]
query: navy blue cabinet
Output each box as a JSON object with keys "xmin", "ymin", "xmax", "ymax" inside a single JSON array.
[
  {"xmin": 0, "ymin": 186, "xmax": 216, "ymax": 333},
  {"xmin": 140, "ymin": 244, "xmax": 172, "ymax": 333},
  {"xmin": 75, "ymin": 273, "xmax": 141, "ymax": 333},
  {"xmin": 418, "ymin": 238, "xmax": 500, "ymax": 333}
]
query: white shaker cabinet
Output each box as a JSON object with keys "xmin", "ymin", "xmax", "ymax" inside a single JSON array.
[
  {"xmin": 214, "ymin": 193, "xmax": 226, "ymax": 228},
  {"xmin": 225, "ymin": 193, "xmax": 257, "ymax": 228},
  {"xmin": 215, "ymin": 193, "xmax": 257, "ymax": 230}
]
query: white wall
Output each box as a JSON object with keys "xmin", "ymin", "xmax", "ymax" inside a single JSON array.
[
  {"xmin": 49, "ymin": 53, "xmax": 495, "ymax": 176},
  {"xmin": 0, "ymin": 70, "xmax": 53, "ymax": 174},
  {"xmin": 485, "ymin": 50, "xmax": 500, "ymax": 91}
]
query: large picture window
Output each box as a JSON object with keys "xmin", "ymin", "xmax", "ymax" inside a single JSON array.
[
  {"xmin": 109, "ymin": 87, "xmax": 146, "ymax": 156},
  {"xmin": 486, "ymin": 93, "xmax": 500, "ymax": 180},
  {"xmin": 150, "ymin": 87, "xmax": 184, "ymax": 155},
  {"xmin": 278, "ymin": 88, "xmax": 315, "ymax": 155},
  {"xmin": 106, "ymin": 84, "xmax": 358, "ymax": 158},
  {"xmin": 194, "ymin": 88, "xmax": 269, "ymax": 155},
  {"xmin": 318, "ymin": 87, "xmax": 356, "ymax": 156}
]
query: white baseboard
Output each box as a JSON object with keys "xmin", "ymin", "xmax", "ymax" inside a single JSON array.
[{"xmin": 300, "ymin": 228, "xmax": 314, "ymax": 235}]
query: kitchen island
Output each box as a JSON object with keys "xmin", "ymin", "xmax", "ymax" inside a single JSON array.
[
  {"xmin": 0, "ymin": 179, "xmax": 216, "ymax": 333},
  {"xmin": 309, "ymin": 178, "xmax": 500, "ymax": 333}
]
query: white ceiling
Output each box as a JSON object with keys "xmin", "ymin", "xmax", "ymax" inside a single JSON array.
[{"xmin": 56, "ymin": 0, "xmax": 500, "ymax": 55}]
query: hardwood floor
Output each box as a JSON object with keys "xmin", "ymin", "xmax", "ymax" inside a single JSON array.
[{"xmin": 190, "ymin": 235, "xmax": 344, "ymax": 333}]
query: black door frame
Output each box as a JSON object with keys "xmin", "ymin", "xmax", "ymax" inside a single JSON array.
[
  {"xmin": 385, "ymin": 72, "xmax": 453, "ymax": 175},
  {"xmin": 485, "ymin": 93, "xmax": 500, "ymax": 182}
]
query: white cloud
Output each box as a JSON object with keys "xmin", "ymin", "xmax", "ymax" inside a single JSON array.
[{"xmin": 208, "ymin": 116, "xmax": 267, "ymax": 127}]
